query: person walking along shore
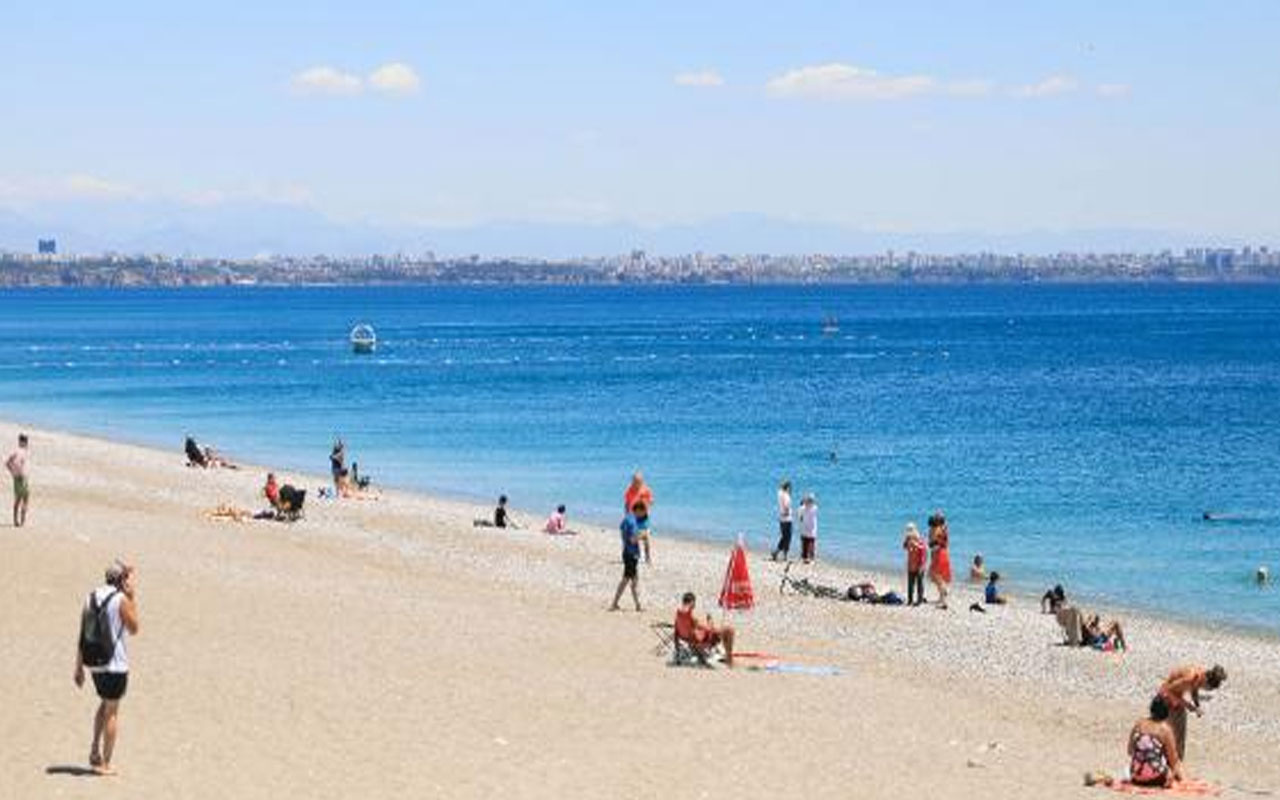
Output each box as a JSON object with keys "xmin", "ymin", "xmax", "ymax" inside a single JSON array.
[{"xmin": 772, "ymin": 480, "xmax": 793, "ymax": 561}]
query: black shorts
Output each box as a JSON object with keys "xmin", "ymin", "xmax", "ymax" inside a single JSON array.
[
  {"xmin": 92, "ymin": 671, "xmax": 128, "ymax": 701},
  {"xmin": 622, "ymin": 554, "xmax": 639, "ymax": 579}
]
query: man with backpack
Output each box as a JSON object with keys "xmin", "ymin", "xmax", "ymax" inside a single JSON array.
[{"xmin": 74, "ymin": 562, "xmax": 140, "ymax": 776}]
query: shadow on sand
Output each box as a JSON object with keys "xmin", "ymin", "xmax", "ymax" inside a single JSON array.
[{"xmin": 45, "ymin": 764, "xmax": 101, "ymax": 778}]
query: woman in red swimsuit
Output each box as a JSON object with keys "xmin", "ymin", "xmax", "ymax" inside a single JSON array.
[{"xmin": 928, "ymin": 511, "xmax": 952, "ymax": 610}]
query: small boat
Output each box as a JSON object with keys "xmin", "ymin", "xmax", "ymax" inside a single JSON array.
[
  {"xmin": 821, "ymin": 315, "xmax": 840, "ymax": 336},
  {"xmin": 349, "ymin": 324, "xmax": 377, "ymax": 354}
]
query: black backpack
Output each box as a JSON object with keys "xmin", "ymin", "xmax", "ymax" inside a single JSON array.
[{"xmin": 78, "ymin": 589, "xmax": 120, "ymax": 668}]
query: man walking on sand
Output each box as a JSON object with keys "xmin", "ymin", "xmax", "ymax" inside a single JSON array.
[
  {"xmin": 610, "ymin": 500, "xmax": 646, "ymax": 612},
  {"xmin": 74, "ymin": 562, "xmax": 140, "ymax": 776},
  {"xmin": 6, "ymin": 433, "xmax": 30, "ymax": 527}
]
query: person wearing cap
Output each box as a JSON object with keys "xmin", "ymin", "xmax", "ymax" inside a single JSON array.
[
  {"xmin": 798, "ymin": 493, "xmax": 818, "ymax": 564},
  {"xmin": 74, "ymin": 562, "xmax": 140, "ymax": 776}
]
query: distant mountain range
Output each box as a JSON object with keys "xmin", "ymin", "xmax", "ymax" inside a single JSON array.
[{"xmin": 0, "ymin": 199, "xmax": 1252, "ymax": 259}]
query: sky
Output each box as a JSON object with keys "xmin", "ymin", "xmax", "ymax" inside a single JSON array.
[{"xmin": 2, "ymin": 1, "xmax": 1279, "ymax": 256}]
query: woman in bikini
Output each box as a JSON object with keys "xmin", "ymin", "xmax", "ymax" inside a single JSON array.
[{"xmin": 927, "ymin": 511, "xmax": 952, "ymax": 610}]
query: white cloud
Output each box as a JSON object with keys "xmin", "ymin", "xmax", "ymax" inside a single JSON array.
[
  {"xmin": 766, "ymin": 63, "xmax": 937, "ymax": 100},
  {"xmin": 1096, "ymin": 82, "xmax": 1132, "ymax": 99},
  {"xmin": 63, "ymin": 174, "xmax": 141, "ymax": 200},
  {"xmin": 945, "ymin": 79, "xmax": 994, "ymax": 97},
  {"xmin": 1011, "ymin": 75, "xmax": 1079, "ymax": 98},
  {"xmin": 291, "ymin": 66, "xmax": 363, "ymax": 95},
  {"xmin": 674, "ymin": 70, "xmax": 725, "ymax": 88},
  {"xmin": 368, "ymin": 62, "xmax": 421, "ymax": 95}
]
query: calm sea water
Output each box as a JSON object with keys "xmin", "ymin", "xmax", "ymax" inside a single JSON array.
[{"xmin": 0, "ymin": 285, "xmax": 1277, "ymax": 633}]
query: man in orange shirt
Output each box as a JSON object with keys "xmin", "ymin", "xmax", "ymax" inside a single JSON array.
[{"xmin": 623, "ymin": 472, "xmax": 654, "ymax": 563}]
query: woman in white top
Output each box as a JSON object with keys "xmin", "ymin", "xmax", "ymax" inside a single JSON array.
[
  {"xmin": 798, "ymin": 493, "xmax": 819, "ymax": 563},
  {"xmin": 772, "ymin": 480, "xmax": 793, "ymax": 561},
  {"xmin": 74, "ymin": 562, "xmax": 140, "ymax": 776}
]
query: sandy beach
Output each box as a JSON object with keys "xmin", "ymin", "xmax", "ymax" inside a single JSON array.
[{"xmin": 2, "ymin": 421, "xmax": 1278, "ymax": 799}]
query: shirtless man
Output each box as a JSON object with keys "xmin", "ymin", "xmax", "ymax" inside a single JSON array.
[
  {"xmin": 6, "ymin": 433, "xmax": 30, "ymax": 527},
  {"xmin": 1157, "ymin": 664, "xmax": 1227, "ymax": 760}
]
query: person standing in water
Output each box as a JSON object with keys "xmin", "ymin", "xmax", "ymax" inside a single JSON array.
[
  {"xmin": 6, "ymin": 433, "xmax": 30, "ymax": 527},
  {"xmin": 772, "ymin": 480, "xmax": 793, "ymax": 561}
]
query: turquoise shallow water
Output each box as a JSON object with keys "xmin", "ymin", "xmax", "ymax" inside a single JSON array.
[{"xmin": 0, "ymin": 284, "xmax": 1277, "ymax": 632}]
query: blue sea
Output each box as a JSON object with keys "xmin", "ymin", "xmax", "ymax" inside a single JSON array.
[{"xmin": 1, "ymin": 284, "xmax": 1277, "ymax": 634}]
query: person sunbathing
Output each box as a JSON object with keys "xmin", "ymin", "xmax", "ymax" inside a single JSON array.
[
  {"xmin": 1041, "ymin": 584, "xmax": 1066, "ymax": 614},
  {"xmin": 674, "ymin": 592, "xmax": 735, "ymax": 667},
  {"xmin": 1128, "ymin": 695, "xmax": 1185, "ymax": 788},
  {"xmin": 263, "ymin": 473, "xmax": 282, "ymax": 511},
  {"xmin": 1082, "ymin": 613, "xmax": 1126, "ymax": 651}
]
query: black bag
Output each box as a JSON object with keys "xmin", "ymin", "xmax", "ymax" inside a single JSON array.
[{"xmin": 78, "ymin": 589, "xmax": 119, "ymax": 668}]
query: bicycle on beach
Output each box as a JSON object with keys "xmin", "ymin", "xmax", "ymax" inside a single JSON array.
[{"xmin": 778, "ymin": 562, "xmax": 844, "ymax": 600}]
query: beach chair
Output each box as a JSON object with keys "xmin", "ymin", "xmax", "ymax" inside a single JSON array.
[
  {"xmin": 651, "ymin": 622, "xmax": 722, "ymax": 668},
  {"xmin": 277, "ymin": 485, "xmax": 306, "ymax": 522}
]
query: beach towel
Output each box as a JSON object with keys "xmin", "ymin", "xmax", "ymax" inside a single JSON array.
[{"xmin": 1106, "ymin": 778, "xmax": 1220, "ymax": 796}]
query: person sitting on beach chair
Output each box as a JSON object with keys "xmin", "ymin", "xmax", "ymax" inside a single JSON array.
[
  {"xmin": 673, "ymin": 592, "xmax": 735, "ymax": 667},
  {"xmin": 276, "ymin": 484, "xmax": 306, "ymax": 521}
]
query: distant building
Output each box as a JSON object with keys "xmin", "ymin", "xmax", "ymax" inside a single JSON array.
[{"xmin": 37, "ymin": 239, "xmax": 56, "ymax": 255}]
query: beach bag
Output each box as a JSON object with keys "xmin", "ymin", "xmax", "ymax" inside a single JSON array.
[
  {"xmin": 78, "ymin": 589, "xmax": 119, "ymax": 668},
  {"xmin": 879, "ymin": 591, "xmax": 905, "ymax": 606}
]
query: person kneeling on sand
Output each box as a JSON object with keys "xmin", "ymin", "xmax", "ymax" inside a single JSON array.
[
  {"xmin": 674, "ymin": 592, "xmax": 735, "ymax": 667},
  {"xmin": 74, "ymin": 562, "xmax": 140, "ymax": 776},
  {"xmin": 1127, "ymin": 695, "xmax": 1185, "ymax": 788}
]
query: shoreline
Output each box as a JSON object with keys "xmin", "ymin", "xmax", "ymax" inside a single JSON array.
[
  {"xmin": 7, "ymin": 413, "xmax": 1278, "ymax": 646},
  {"xmin": 3, "ymin": 418, "xmax": 1279, "ymax": 797}
]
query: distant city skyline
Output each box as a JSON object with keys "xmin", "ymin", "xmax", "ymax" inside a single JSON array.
[{"xmin": 2, "ymin": 1, "xmax": 1279, "ymax": 256}]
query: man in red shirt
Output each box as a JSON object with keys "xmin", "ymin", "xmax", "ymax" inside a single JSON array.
[{"xmin": 673, "ymin": 592, "xmax": 735, "ymax": 667}]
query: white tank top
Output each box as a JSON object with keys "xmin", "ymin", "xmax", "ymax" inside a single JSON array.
[{"xmin": 88, "ymin": 585, "xmax": 129, "ymax": 673}]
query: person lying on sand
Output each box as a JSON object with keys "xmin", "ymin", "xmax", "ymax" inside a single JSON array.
[
  {"xmin": 204, "ymin": 504, "xmax": 253, "ymax": 522},
  {"xmin": 673, "ymin": 592, "xmax": 735, "ymax": 667},
  {"xmin": 1055, "ymin": 605, "xmax": 1125, "ymax": 650}
]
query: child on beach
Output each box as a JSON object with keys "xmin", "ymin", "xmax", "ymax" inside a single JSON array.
[
  {"xmin": 544, "ymin": 505, "xmax": 575, "ymax": 535},
  {"xmin": 474, "ymin": 495, "xmax": 516, "ymax": 528},
  {"xmin": 798, "ymin": 493, "xmax": 818, "ymax": 564},
  {"xmin": 610, "ymin": 501, "xmax": 646, "ymax": 611},
  {"xmin": 902, "ymin": 522, "xmax": 927, "ymax": 606},
  {"xmin": 984, "ymin": 571, "xmax": 1008, "ymax": 605}
]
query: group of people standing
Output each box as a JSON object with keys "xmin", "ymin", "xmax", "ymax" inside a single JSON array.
[{"xmin": 771, "ymin": 480, "xmax": 818, "ymax": 564}]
